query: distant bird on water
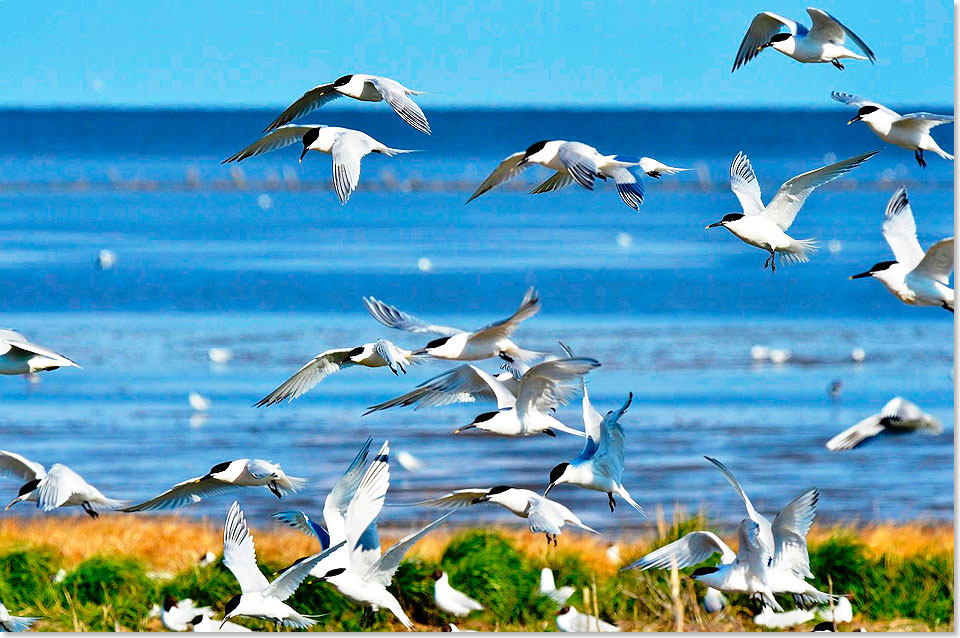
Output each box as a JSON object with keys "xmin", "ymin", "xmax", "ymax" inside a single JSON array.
[
  {"xmin": 706, "ymin": 150, "xmax": 878, "ymax": 272},
  {"xmin": 264, "ymin": 74, "xmax": 430, "ymax": 135},
  {"xmin": 826, "ymin": 397, "xmax": 942, "ymax": 451},
  {"xmin": 466, "ymin": 140, "xmax": 687, "ymax": 210},
  {"xmin": 222, "ymin": 126, "xmax": 414, "ymax": 204},
  {"xmin": 832, "ymin": 92, "xmax": 954, "ymax": 167},
  {"xmin": 850, "ymin": 188, "xmax": 954, "ymax": 311},
  {"xmin": 732, "ymin": 8, "xmax": 875, "ymax": 72},
  {"xmin": 0, "ymin": 330, "xmax": 79, "ymax": 376}
]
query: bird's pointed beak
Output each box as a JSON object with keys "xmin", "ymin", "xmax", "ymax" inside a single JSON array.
[
  {"xmin": 517, "ymin": 157, "xmax": 528, "ymax": 166},
  {"xmin": 543, "ymin": 483, "xmax": 556, "ymax": 497},
  {"xmin": 705, "ymin": 221, "xmax": 724, "ymax": 229},
  {"xmin": 470, "ymin": 496, "xmax": 489, "ymax": 504},
  {"xmin": 849, "ymin": 270, "xmax": 873, "ymax": 280},
  {"xmin": 454, "ymin": 423, "xmax": 476, "ymax": 434},
  {"xmin": 847, "ymin": 116, "xmax": 861, "ymax": 125},
  {"xmin": 219, "ymin": 618, "xmax": 229, "ymax": 631},
  {"xmin": 299, "ymin": 146, "xmax": 309, "ymax": 163},
  {"xmin": 4, "ymin": 499, "xmax": 17, "ymax": 510},
  {"xmin": 412, "ymin": 349, "xmax": 428, "ymax": 356}
]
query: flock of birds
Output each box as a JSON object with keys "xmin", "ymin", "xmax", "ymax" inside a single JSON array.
[{"xmin": 0, "ymin": 5, "xmax": 953, "ymax": 633}]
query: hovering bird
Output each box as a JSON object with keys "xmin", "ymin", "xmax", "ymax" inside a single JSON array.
[
  {"xmin": 466, "ymin": 141, "xmax": 688, "ymax": 210},
  {"xmin": 363, "ymin": 289, "xmax": 543, "ymax": 373},
  {"xmin": 161, "ymin": 596, "xmax": 212, "ymax": 632},
  {"xmin": 264, "ymin": 74, "xmax": 430, "ymax": 135},
  {"xmin": 539, "ymin": 568, "xmax": 575, "ymax": 606},
  {"xmin": 433, "ymin": 571, "xmax": 484, "ymax": 617},
  {"xmin": 220, "ymin": 501, "xmax": 343, "ymax": 630},
  {"xmin": 403, "ymin": 486, "xmax": 598, "ymax": 546},
  {"xmin": 256, "ymin": 339, "xmax": 425, "ymax": 407},
  {"xmin": 0, "ymin": 451, "xmax": 123, "ymax": 518},
  {"xmin": 0, "ymin": 601, "xmax": 38, "ymax": 632},
  {"xmin": 364, "ymin": 363, "xmax": 519, "ymax": 415},
  {"xmin": 222, "ymin": 126, "xmax": 414, "ymax": 204},
  {"xmin": 556, "ymin": 605, "xmax": 619, "ymax": 632},
  {"xmin": 122, "ymin": 459, "xmax": 306, "ymax": 512},
  {"xmin": 732, "ymin": 8, "xmax": 875, "ymax": 72},
  {"xmin": 273, "ymin": 439, "xmax": 454, "ymax": 630},
  {"xmin": 833, "ymin": 92, "xmax": 953, "ymax": 167},
  {"xmin": 826, "ymin": 397, "xmax": 943, "ymax": 451},
  {"xmin": 706, "ymin": 150, "xmax": 878, "ymax": 271},
  {"xmin": 0, "ymin": 330, "xmax": 79, "ymax": 376},
  {"xmin": 850, "ymin": 188, "xmax": 954, "ymax": 312},
  {"xmin": 544, "ymin": 392, "xmax": 643, "ymax": 513},
  {"xmin": 187, "ymin": 613, "xmax": 253, "ymax": 633}
]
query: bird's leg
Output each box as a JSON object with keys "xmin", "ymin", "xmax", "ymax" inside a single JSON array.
[
  {"xmin": 915, "ymin": 150, "xmax": 926, "ymax": 168},
  {"xmin": 831, "ymin": 59, "xmax": 845, "ymax": 70},
  {"xmin": 942, "ymin": 303, "xmax": 954, "ymax": 313},
  {"xmin": 770, "ymin": 251, "xmax": 776, "ymax": 273},
  {"xmin": 81, "ymin": 502, "xmax": 99, "ymax": 519},
  {"xmin": 269, "ymin": 481, "xmax": 282, "ymax": 499},
  {"xmin": 552, "ymin": 534, "xmax": 558, "ymax": 547},
  {"xmin": 498, "ymin": 352, "xmax": 515, "ymax": 364},
  {"xmin": 607, "ymin": 492, "xmax": 616, "ymax": 512},
  {"xmin": 647, "ymin": 171, "xmax": 661, "ymax": 179},
  {"xmin": 542, "ymin": 429, "xmax": 556, "ymax": 437},
  {"xmin": 544, "ymin": 533, "xmax": 551, "ymax": 546}
]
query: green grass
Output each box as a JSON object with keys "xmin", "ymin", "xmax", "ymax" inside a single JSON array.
[{"xmin": 0, "ymin": 521, "xmax": 952, "ymax": 632}]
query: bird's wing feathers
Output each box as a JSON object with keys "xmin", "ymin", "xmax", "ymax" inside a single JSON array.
[
  {"xmin": 729, "ymin": 152, "xmax": 764, "ymax": 215},
  {"xmin": 331, "ymin": 132, "xmax": 373, "ymax": 204},
  {"xmin": 222, "ymin": 501, "xmax": 271, "ymax": 594},
  {"xmin": 264, "ymin": 541, "xmax": 345, "ymax": 601},
  {"xmin": 365, "ymin": 511, "xmax": 454, "ymax": 586},
  {"xmin": 911, "ymin": 237, "xmax": 954, "ymax": 285},
  {"xmin": 222, "ymin": 125, "xmax": 319, "ymax": 163},
  {"xmin": 826, "ymin": 415, "xmax": 886, "ymax": 451},
  {"xmin": 264, "ymin": 84, "xmax": 341, "ymax": 132},
  {"xmin": 344, "ymin": 442, "xmax": 389, "ymax": 563},
  {"xmin": 394, "ymin": 488, "xmax": 490, "ymax": 510},
  {"xmin": 271, "ymin": 510, "xmax": 331, "ymax": 550},
  {"xmin": 881, "ymin": 187, "xmax": 925, "ymax": 269},
  {"xmin": 362, "ymin": 297, "xmax": 463, "ymax": 336},
  {"xmin": 764, "ymin": 150, "xmax": 879, "ymax": 230},
  {"xmin": 0, "ymin": 450, "xmax": 45, "ymax": 482},
  {"xmin": 806, "ymin": 8, "xmax": 875, "ymax": 60},
  {"xmin": 516, "ymin": 358, "xmax": 598, "ymax": 416},
  {"xmin": 530, "ymin": 172, "xmax": 575, "ymax": 194},
  {"xmin": 470, "ymin": 287, "xmax": 541, "ymax": 344},
  {"xmin": 732, "ymin": 12, "xmax": 802, "ymax": 72},
  {"xmin": 830, "ymin": 92, "xmax": 899, "ymax": 117},
  {"xmin": 255, "ymin": 348, "xmax": 354, "ymax": 407},
  {"xmin": 365, "ymin": 364, "xmax": 505, "ymax": 413},
  {"xmin": 622, "ymin": 531, "xmax": 736, "ymax": 571},
  {"xmin": 893, "ymin": 112, "xmax": 955, "ymax": 133},
  {"xmin": 36, "ymin": 465, "xmax": 83, "ymax": 511},
  {"xmin": 121, "ymin": 476, "xmax": 242, "ymax": 512},
  {"xmin": 369, "ymin": 76, "xmax": 431, "ymax": 135},
  {"xmin": 556, "ymin": 143, "xmax": 599, "ymax": 190},
  {"xmin": 466, "ymin": 152, "xmax": 529, "ymax": 203},
  {"xmin": 591, "ymin": 393, "xmax": 632, "ymax": 481}
]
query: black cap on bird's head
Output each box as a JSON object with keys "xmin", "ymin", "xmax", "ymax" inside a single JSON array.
[
  {"xmin": 426, "ymin": 336, "xmax": 450, "ymax": 350},
  {"xmin": 849, "ymin": 105, "xmax": 880, "ymax": 125},
  {"xmin": 202, "ymin": 460, "xmax": 231, "ymax": 480},
  {"xmin": 300, "ymin": 127, "xmax": 322, "ymax": 162},
  {"xmin": 760, "ymin": 32, "xmax": 792, "ymax": 49},
  {"xmin": 223, "ymin": 594, "xmax": 242, "ymax": 618},
  {"xmin": 557, "ymin": 606, "xmax": 571, "ymax": 616},
  {"xmin": 163, "ymin": 595, "xmax": 178, "ymax": 612},
  {"xmin": 456, "ymin": 409, "xmax": 497, "ymax": 434},
  {"xmin": 850, "ymin": 260, "xmax": 897, "ymax": 279},
  {"xmin": 691, "ymin": 566, "xmax": 719, "ymax": 577},
  {"xmin": 520, "ymin": 140, "xmax": 550, "ymax": 164},
  {"xmin": 17, "ymin": 478, "xmax": 41, "ymax": 497},
  {"xmin": 706, "ymin": 212, "xmax": 744, "ymax": 229},
  {"xmin": 333, "ymin": 74, "xmax": 353, "ymax": 87},
  {"xmin": 189, "ymin": 615, "xmax": 204, "ymax": 626},
  {"xmin": 544, "ymin": 462, "xmax": 569, "ymax": 496},
  {"xmin": 431, "ymin": 569, "xmax": 443, "ymax": 580},
  {"xmin": 473, "ymin": 485, "xmax": 511, "ymax": 503},
  {"xmin": 346, "ymin": 346, "xmax": 365, "ymax": 359}
]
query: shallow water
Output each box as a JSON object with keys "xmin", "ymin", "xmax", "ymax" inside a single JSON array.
[{"xmin": 0, "ymin": 108, "xmax": 953, "ymax": 534}]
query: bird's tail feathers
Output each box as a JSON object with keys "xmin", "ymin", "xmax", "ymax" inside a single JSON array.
[
  {"xmin": 614, "ymin": 176, "xmax": 644, "ymax": 210},
  {"xmin": 277, "ymin": 475, "xmax": 309, "ymax": 495},
  {"xmin": 573, "ymin": 519, "xmax": 600, "ymax": 534},
  {"xmin": 616, "ymin": 486, "xmax": 645, "ymax": 516},
  {"xmin": 284, "ymin": 613, "xmax": 317, "ymax": 629},
  {"xmin": 93, "ymin": 497, "xmax": 127, "ymax": 511},
  {"xmin": 381, "ymin": 147, "xmax": 418, "ymax": 157},
  {"xmin": 781, "ymin": 238, "xmax": 819, "ymax": 264},
  {"xmin": 935, "ymin": 149, "xmax": 954, "ymax": 161}
]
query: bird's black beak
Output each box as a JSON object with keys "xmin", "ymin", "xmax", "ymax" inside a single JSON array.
[
  {"xmin": 219, "ymin": 618, "xmax": 229, "ymax": 630},
  {"xmin": 705, "ymin": 221, "xmax": 724, "ymax": 229},
  {"xmin": 517, "ymin": 157, "xmax": 529, "ymax": 166},
  {"xmin": 453, "ymin": 423, "xmax": 476, "ymax": 434},
  {"xmin": 543, "ymin": 483, "xmax": 556, "ymax": 497},
  {"xmin": 757, "ymin": 42, "xmax": 772, "ymax": 51},
  {"xmin": 412, "ymin": 348, "xmax": 428, "ymax": 356},
  {"xmin": 321, "ymin": 567, "xmax": 346, "ymax": 580},
  {"xmin": 849, "ymin": 270, "xmax": 873, "ymax": 280},
  {"xmin": 269, "ymin": 482, "xmax": 282, "ymax": 498},
  {"xmin": 299, "ymin": 146, "xmax": 309, "ymax": 163},
  {"xmin": 470, "ymin": 496, "xmax": 488, "ymax": 504},
  {"xmin": 847, "ymin": 115, "xmax": 862, "ymax": 125}
]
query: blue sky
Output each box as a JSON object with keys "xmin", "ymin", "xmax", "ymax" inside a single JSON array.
[{"xmin": 2, "ymin": 0, "xmax": 953, "ymax": 108}]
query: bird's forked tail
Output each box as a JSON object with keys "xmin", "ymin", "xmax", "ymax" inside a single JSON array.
[{"xmin": 781, "ymin": 238, "xmax": 819, "ymax": 265}]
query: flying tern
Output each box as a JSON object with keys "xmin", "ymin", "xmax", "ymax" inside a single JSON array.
[
  {"xmin": 265, "ymin": 74, "xmax": 430, "ymax": 135},
  {"xmin": 122, "ymin": 459, "xmax": 306, "ymax": 512},
  {"xmin": 0, "ymin": 450, "xmax": 123, "ymax": 518},
  {"xmin": 222, "ymin": 126, "xmax": 414, "ymax": 204},
  {"xmin": 732, "ymin": 8, "xmax": 875, "ymax": 72},
  {"xmin": 256, "ymin": 339, "xmax": 426, "ymax": 407},
  {"xmin": 363, "ymin": 289, "xmax": 543, "ymax": 373},
  {"xmin": 467, "ymin": 141, "xmax": 688, "ymax": 210},
  {"xmin": 403, "ymin": 486, "xmax": 598, "ymax": 546},
  {"xmin": 833, "ymin": 92, "xmax": 953, "ymax": 167},
  {"xmin": 850, "ymin": 188, "xmax": 954, "ymax": 311},
  {"xmin": 826, "ymin": 397, "xmax": 943, "ymax": 451},
  {"xmin": 706, "ymin": 150, "xmax": 879, "ymax": 271},
  {"xmin": 544, "ymin": 391, "xmax": 643, "ymax": 513},
  {"xmin": 219, "ymin": 501, "xmax": 344, "ymax": 630},
  {"xmin": 433, "ymin": 571, "xmax": 484, "ymax": 617},
  {"xmin": 0, "ymin": 330, "xmax": 79, "ymax": 375}
]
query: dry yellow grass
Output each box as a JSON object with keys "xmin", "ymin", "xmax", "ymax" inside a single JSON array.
[{"xmin": 0, "ymin": 515, "xmax": 951, "ymax": 572}]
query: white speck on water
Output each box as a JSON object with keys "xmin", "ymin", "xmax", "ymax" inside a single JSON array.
[
  {"xmin": 851, "ymin": 347, "xmax": 866, "ymax": 363},
  {"xmin": 257, "ymin": 194, "xmax": 273, "ymax": 210},
  {"xmin": 828, "ymin": 239, "xmax": 842, "ymax": 254},
  {"xmin": 616, "ymin": 232, "xmax": 633, "ymax": 248},
  {"xmin": 417, "ymin": 257, "xmax": 433, "ymax": 272}
]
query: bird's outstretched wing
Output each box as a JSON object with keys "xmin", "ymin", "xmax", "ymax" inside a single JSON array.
[
  {"xmin": 122, "ymin": 475, "xmax": 241, "ymax": 512},
  {"xmin": 881, "ymin": 187, "xmax": 925, "ymax": 270},
  {"xmin": 826, "ymin": 415, "xmax": 886, "ymax": 451},
  {"xmin": 530, "ymin": 172, "xmax": 575, "ymax": 194},
  {"xmin": 732, "ymin": 12, "xmax": 803, "ymax": 72},
  {"xmin": 369, "ymin": 76, "xmax": 431, "ymax": 135},
  {"xmin": 271, "ymin": 510, "xmax": 331, "ymax": 550},
  {"xmin": 622, "ymin": 531, "xmax": 736, "ymax": 571},
  {"xmin": 735, "ymin": 519, "xmax": 771, "ymax": 579},
  {"xmin": 264, "ymin": 83, "xmax": 342, "ymax": 132},
  {"xmin": 556, "ymin": 143, "xmax": 599, "ymax": 190},
  {"xmin": 771, "ymin": 488, "xmax": 818, "ymax": 578},
  {"xmin": 729, "ymin": 152, "xmax": 764, "ymax": 215},
  {"xmin": 763, "ymin": 150, "xmax": 880, "ymax": 230},
  {"xmin": 516, "ymin": 357, "xmax": 599, "ymax": 418},
  {"xmin": 374, "ymin": 339, "xmax": 411, "ymax": 375},
  {"xmin": 704, "ymin": 456, "xmax": 773, "ymax": 545},
  {"xmin": 36, "ymin": 465, "xmax": 83, "ymax": 511},
  {"xmin": 366, "ymin": 364, "xmax": 509, "ymax": 414},
  {"xmin": 910, "ymin": 237, "xmax": 954, "ymax": 286},
  {"xmin": 344, "ymin": 442, "xmax": 389, "ymax": 570},
  {"xmin": 222, "ymin": 501, "xmax": 270, "ymax": 594},
  {"xmin": 392, "ymin": 488, "xmax": 490, "ymax": 510},
  {"xmin": 591, "ymin": 393, "xmax": 632, "ymax": 482},
  {"xmin": 470, "ymin": 287, "xmax": 541, "ymax": 343},
  {"xmin": 4, "ymin": 338, "xmax": 79, "ymax": 367},
  {"xmin": 830, "ymin": 92, "xmax": 899, "ymax": 118},
  {"xmin": 362, "ymin": 297, "xmax": 463, "ymax": 336},
  {"xmin": 806, "ymin": 8, "xmax": 875, "ymax": 61},
  {"xmin": 331, "ymin": 132, "xmax": 377, "ymax": 204},
  {"xmin": 323, "ymin": 437, "xmax": 374, "ymax": 544},
  {"xmin": 263, "ymin": 541, "xmax": 346, "ymax": 601},
  {"xmin": 892, "ymin": 113, "xmax": 955, "ymax": 134},
  {"xmin": 365, "ymin": 511, "xmax": 455, "ymax": 586},
  {"xmin": 222, "ymin": 125, "xmax": 319, "ymax": 163},
  {"xmin": 466, "ymin": 152, "xmax": 529, "ymax": 203},
  {"xmin": 255, "ymin": 348, "xmax": 354, "ymax": 407},
  {"xmin": 0, "ymin": 450, "xmax": 45, "ymax": 482}
]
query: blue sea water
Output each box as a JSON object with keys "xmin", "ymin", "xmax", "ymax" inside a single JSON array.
[{"xmin": 0, "ymin": 108, "xmax": 953, "ymax": 534}]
